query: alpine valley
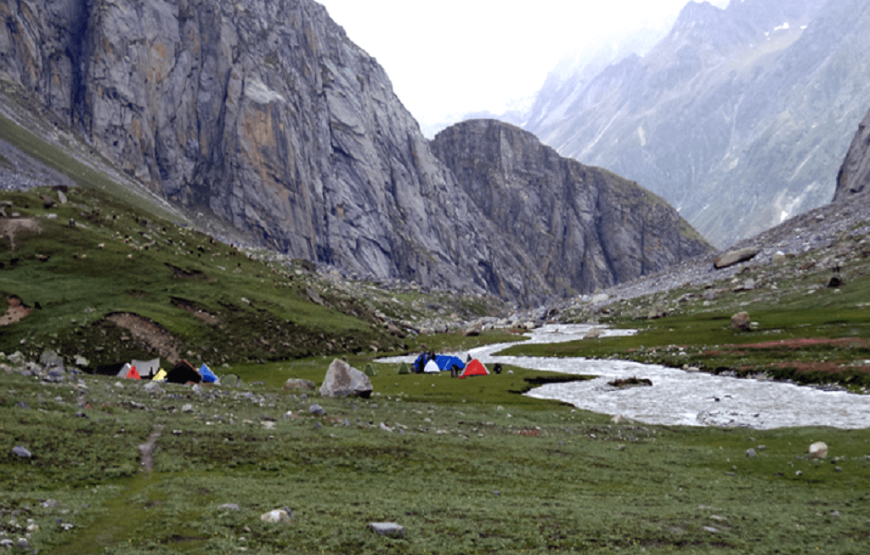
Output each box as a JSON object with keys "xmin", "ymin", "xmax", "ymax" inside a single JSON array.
[{"xmin": 0, "ymin": 0, "xmax": 711, "ymax": 305}]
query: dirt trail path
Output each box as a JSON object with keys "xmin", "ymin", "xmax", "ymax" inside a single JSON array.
[
  {"xmin": 0, "ymin": 296, "xmax": 31, "ymax": 326},
  {"xmin": 138, "ymin": 426, "xmax": 163, "ymax": 472}
]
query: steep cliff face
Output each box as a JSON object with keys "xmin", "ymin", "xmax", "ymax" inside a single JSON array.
[
  {"xmin": 524, "ymin": 0, "xmax": 870, "ymax": 248},
  {"xmin": 834, "ymin": 107, "xmax": 870, "ymax": 201},
  {"xmin": 431, "ymin": 120, "xmax": 712, "ymax": 296},
  {"xmin": 0, "ymin": 0, "xmax": 711, "ymax": 302},
  {"xmin": 1, "ymin": 0, "xmax": 499, "ymax": 290}
]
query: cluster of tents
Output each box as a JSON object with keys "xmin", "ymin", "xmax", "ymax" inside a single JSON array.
[
  {"xmin": 411, "ymin": 352, "xmax": 500, "ymax": 378},
  {"xmin": 96, "ymin": 358, "xmax": 221, "ymax": 385}
]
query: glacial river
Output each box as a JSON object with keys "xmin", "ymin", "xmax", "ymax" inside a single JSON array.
[{"xmin": 382, "ymin": 325, "xmax": 870, "ymax": 430}]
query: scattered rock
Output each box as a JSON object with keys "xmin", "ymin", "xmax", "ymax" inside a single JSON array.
[
  {"xmin": 15, "ymin": 538, "xmax": 29, "ymax": 550},
  {"xmin": 730, "ymin": 312, "xmax": 751, "ymax": 331},
  {"xmin": 379, "ymin": 422, "xmax": 393, "ymax": 432},
  {"xmin": 608, "ymin": 377, "xmax": 652, "ymax": 388},
  {"xmin": 368, "ymin": 522, "xmax": 405, "ymax": 537},
  {"xmin": 714, "ymin": 247, "xmax": 760, "ymax": 269},
  {"xmin": 143, "ymin": 381, "xmax": 163, "ymax": 394},
  {"xmin": 320, "ymin": 359, "xmax": 373, "ymax": 398},
  {"xmin": 828, "ymin": 275, "xmax": 844, "ymax": 288},
  {"xmin": 647, "ymin": 306, "xmax": 668, "ymax": 320},
  {"xmin": 309, "ymin": 404, "xmax": 326, "ymax": 416},
  {"xmin": 218, "ymin": 503, "xmax": 240, "ymax": 511},
  {"xmin": 12, "ymin": 446, "xmax": 32, "ymax": 459},
  {"xmin": 42, "ymin": 499, "xmax": 58, "ymax": 508},
  {"xmin": 809, "ymin": 442, "xmax": 828, "ymax": 459},
  {"xmin": 260, "ymin": 508, "xmax": 293, "ymax": 524},
  {"xmin": 746, "ymin": 448, "xmax": 757, "ymax": 458},
  {"xmin": 181, "ymin": 404, "xmax": 194, "ymax": 413},
  {"xmin": 283, "ymin": 378, "xmax": 315, "ymax": 391}
]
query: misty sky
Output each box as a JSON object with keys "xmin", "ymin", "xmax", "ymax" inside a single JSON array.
[{"xmin": 317, "ymin": 0, "xmax": 730, "ymax": 127}]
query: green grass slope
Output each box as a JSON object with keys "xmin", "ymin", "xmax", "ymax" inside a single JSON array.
[{"xmin": 0, "ymin": 186, "xmax": 402, "ymax": 370}]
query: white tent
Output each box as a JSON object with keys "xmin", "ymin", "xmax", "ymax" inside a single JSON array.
[
  {"xmin": 133, "ymin": 358, "xmax": 160, "ymax": 378},
  {"xmin": 424, "ymin": 360, "xmax": 441, "ymax": 374}
]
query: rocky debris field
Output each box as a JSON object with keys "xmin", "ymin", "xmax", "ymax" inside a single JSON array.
[
  {"xmin": 592, "ymin": 193, "xmax": 870, "ymax": 306},
  {"xmin": 0, "ymin": 138, "xmax": 76, "ymax": 193}
]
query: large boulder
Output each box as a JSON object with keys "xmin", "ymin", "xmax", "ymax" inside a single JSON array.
[
  {"xmin": 714, "ymin": 247, "xmax": 760, "ymax": 269},
  {"xmin": 320, "ymin": 359, "xmax": 373, "ymax": 399},
  {"xmin": 809, "ymin": 442, "xmax": 828, "ymax": 459},
  {"xmin": 731, "ymin": 312, "xmax": 751, "ymax": 332}
]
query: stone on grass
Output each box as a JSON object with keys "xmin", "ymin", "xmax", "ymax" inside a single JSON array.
[
  {"xmin": 181, "ymin": 404, "xmax": 194, "ymax": 413},
  {"xmin": 730, "ymin": 312, "xmax": 751, "ymax": 331},
  {"xmin": 12, "ymin": 446, "xmax": 32, "ymax": 459},
  {"xmin": 260, "ymin": 508, "xmax": 293, "ymax": 524},
  {"xmin": 284, "ymin": 378, "xmax": 315, "ymax": 391},
  {"xmin": 746, "ymin": 448, "xmax": 757, "ymax": 458},
  {"xmin": 309, "ymin": 404, "xmax": 326, "ymax": 416},
  {"xmin": 714, "ymin": 247, "xmax": 760, "ymax": 269},
  {"xmin": 809, "ymin": 442, "xmax": 828, "ymax": 459},
  {"xmin": 368, "ymin": 522, "xmax": 405, "ymax": 537},
  {"xmin": 218, "ymin": 503, "xmax": 240, "ymax": 511},
  {"xmin": 42, "ymin": 499, "xmax": 58, "ymax": 508},
  {"xmin": 320, "ymin": 359, "xmax": 372, "ymax": 398},
  {"xmin": 143, "ymin": 382, "xmax": 163, "ymax": 394}
]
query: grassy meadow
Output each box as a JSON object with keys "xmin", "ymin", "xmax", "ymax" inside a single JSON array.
[{"xmin": 2, "ymin": 365, "xmax": 869, "ymax": 555}]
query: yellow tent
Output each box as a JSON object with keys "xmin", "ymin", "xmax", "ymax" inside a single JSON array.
[{"xmin": 152, "ymin": 369, "xmax": 168, "ymax": 382}]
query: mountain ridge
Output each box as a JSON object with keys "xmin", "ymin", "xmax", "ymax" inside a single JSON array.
[
  {"xmin": 0, "ymin": 0, "xmax": 712, "ymax": 303},
  {"xmin": 522, "ymin": 0, "xmax": 869, "ymax": 248}
]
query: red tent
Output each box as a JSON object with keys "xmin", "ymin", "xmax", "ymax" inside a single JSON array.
[
  {"xmin": 459, "ymin": 359, "xmax": 489, "ymax": 379},
  {"xmin": 125, "ymin": 365, "xmax": 142, "ymax": 380}
]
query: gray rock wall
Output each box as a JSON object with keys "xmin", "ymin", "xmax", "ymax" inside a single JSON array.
[
  {"xmin": 834, "ymin": 107, "xmax": 870, "ymax": 201},
  {"xmin": 0, "ymin": 0, "xmax": 712, "ymax": 302},
  {"xmin": 431, "ymin": 120, "xmax": 712, "ymax": 296}
]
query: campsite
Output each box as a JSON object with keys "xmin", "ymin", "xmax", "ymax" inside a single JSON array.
[
  {"xmin": 3, "ymin": 334, "xmax": 870, "ymax": 554},
  {"xmin": 3, "ymin": 180, "xmax": 870, "ymax": 554}
]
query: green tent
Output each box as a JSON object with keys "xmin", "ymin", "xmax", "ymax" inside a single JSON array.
[
  {"xmin": 364, "ymin": 363, "xmax": 376, "ymax": 377},
  {"xmin": 397, "ymin": 362, "xmax": 410, "ymax": 375}
]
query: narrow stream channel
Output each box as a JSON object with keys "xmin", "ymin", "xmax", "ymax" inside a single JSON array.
[{"xmin": 385, "ymin": 325, "xmax": 870, "ymax": 430}]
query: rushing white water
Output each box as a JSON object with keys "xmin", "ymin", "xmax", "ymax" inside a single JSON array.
[{"xmin": 381, "ymin": 325, "xmax": 870, "ymax": 430}]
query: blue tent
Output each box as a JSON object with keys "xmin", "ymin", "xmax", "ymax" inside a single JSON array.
[
  {"xmin": 435, "ymin": 355, "xmax": 465, "ymax": 372},
  {"xmin": 412, "ymin": 353, "xmax": 430, "ymax": 374},
  {"xmin": 199, "ymin": 364, "xmax": 219, "ymax": 383}
]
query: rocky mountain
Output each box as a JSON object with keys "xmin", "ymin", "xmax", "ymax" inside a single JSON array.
[
  {"xmin": 431, "ymin": 120, "xmax": 711, "ymax": 298},
  {"xmin": 834, "ymin": 106, "xmax": 870, "ymax": 201},
  {"xmin": 0, "ymin": 0, "xmax": 711, "ymax": 302},
  {"xmin": 523, "ymin": 0, "xmax": 870, "ymax": 249}
]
